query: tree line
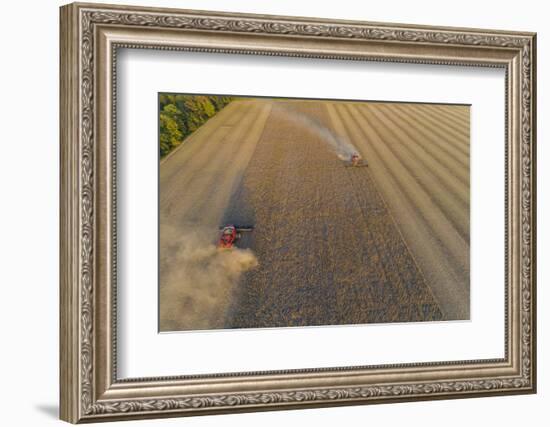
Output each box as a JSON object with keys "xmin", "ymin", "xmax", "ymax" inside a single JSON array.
[{"xmin": 159, "ymin": 94, "xmax": 234, "ymax": 158}]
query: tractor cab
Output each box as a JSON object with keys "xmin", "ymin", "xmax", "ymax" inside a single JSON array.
[
  {"xmin": 218, "ymin": 225, "xmax": 237, "ymax": 249},
  {"xmin": 222, "ymin": 226, "xmax": 235, "ymax": 235}
]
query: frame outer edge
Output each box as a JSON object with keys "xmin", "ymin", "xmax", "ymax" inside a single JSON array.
[
  {"xmin": 60, "ymin": 3, "xmax": 81, "ymax": 424},
  {"xmin": 60, "ymin": 2, "xmax": 537, "ymax": 422},
  {"xmin": 529, "ymin": 33, "xmax": 536, "ymax": 393}
]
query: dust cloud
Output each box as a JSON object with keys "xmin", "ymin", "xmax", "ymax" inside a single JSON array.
[
  {"xmin": 276, "ymin": 104, "xmax": 359, "ymax": 161},
  {"xmin": 159, "ymin": 225, "xmax": 258, "ymax": 331}
]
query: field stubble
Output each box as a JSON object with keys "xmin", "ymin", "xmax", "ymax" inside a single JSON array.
[{"xmin": 227, "ymin": 101, "xmax": 444, "ymax": 328}]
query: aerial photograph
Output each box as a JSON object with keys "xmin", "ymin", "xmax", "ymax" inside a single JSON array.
[{"xmin": 158, "ymin": 93, "xmax": 470, "ymax": 332}]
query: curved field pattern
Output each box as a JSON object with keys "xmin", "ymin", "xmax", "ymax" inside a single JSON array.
[{"xmin": 159, "ymin": 97, "xmax": 469, "ymax": 331}]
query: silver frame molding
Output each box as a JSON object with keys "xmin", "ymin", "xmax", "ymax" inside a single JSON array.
[{"xmin": 60, "ymin": 2, "xmax": 537, "ymax": 423}]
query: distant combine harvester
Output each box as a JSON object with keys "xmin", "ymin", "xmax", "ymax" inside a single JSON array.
[{"xmin": 346, "ymin": 153, "xmax": 368, "ymax": 168}]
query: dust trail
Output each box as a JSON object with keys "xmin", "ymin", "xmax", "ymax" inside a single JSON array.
[
  {"xmin": 159, "ymin": 225, "xmax": 258, "ymax": 331},
  {"xmin": 275, "ymin": 103, "xmax": 359, "ymax": 161}
]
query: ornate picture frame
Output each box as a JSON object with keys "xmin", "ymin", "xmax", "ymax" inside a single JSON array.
[{"xmin": 60, "ymin": 2, "xmax": 536, "ymax": 423}]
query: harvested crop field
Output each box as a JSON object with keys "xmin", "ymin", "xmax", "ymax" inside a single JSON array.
[{"xmin": 159, "ymin": 98, "xmax": 470, "ymax": 331}]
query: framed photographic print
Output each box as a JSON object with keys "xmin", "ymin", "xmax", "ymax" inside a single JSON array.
[{"xmin": 60, "ymin": 2, "xmax": 537, "ymax": 423}]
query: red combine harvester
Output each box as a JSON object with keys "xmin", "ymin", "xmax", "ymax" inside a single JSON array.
[
  {"xmin": 347, "ymin": 153, "xmax": 368, "ymax": 167},
  {"xmin": 218, "ymin": 225, "xmax": 254, "ymax": 249}
]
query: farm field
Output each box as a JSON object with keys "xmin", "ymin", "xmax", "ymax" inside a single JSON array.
[{"xmin": 159, "ymin": 98, "xmax": 470, "ymax": 331}]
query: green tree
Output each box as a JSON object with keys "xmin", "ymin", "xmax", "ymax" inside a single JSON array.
[
  {"xmin": 159, "ymin": 104, "xmax": 184, "ymax": 157},
  {"xmin": 159, "ymin": 94, "xmax": 234, "ymax": 158}
]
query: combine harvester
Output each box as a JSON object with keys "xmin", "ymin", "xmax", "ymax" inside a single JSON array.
[
  {"xmin": 346, "ymin": 153, "xmax": 368, "ymax": 168},
  {"xmin": 217, "ymin": 225, "xmax": 254, "ymax": 249}
]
